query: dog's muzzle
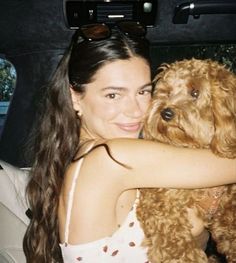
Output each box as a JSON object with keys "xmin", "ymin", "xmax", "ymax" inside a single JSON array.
[{"xmin": 160, "ymin": 107, "xmax": 175, "ymax": 121}]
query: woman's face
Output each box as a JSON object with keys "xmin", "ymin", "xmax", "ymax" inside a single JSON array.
[{"xmin": 73, "ymin": 56, "xmax": 152, "ymax": 139}]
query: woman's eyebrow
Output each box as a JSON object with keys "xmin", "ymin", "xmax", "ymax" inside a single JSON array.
[
  {"xmin": 139, "ymin": 83, "xmax": 153, "ymax": 89},
  {"xmin": 101, "ymin": 83, "xmax": 153, "ymax": 92},
  {"xmin": 101, "ymin": 87, "xmax": 126, "ymax": 91}
]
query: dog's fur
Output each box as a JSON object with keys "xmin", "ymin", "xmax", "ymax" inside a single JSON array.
[{"xmin": 136, "ymin": 58, "xmax": 236, "ymax": 263}]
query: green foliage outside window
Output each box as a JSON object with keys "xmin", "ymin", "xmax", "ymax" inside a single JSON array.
[{"xmin": 0, "ymin": 58, "xmax": 16, "ymax": 102}]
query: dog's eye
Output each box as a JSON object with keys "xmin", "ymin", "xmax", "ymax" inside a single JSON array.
[{"xmin": 190, "ymin": 88, "xmax": 199, "ymax": 99}]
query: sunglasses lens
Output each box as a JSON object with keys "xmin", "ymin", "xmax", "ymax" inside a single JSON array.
[
  {"xmin": 80, "ymin": 24, "xmax": 110, "ymax": 41},
  {"xmin": 118, "ymin": 21, "xmax": 146, "ymax": 37}
]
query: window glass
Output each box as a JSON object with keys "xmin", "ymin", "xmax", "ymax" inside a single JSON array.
[
  {"xmin": 0, "ymin": 57, "xmax": 17, "ymax": 136},
  {"xmin": 150, "ymin": 44, "xmax": 236, "ymax": 73}
]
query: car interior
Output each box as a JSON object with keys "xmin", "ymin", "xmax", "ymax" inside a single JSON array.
[{"xmin": 0, "ymin": 0, "xmax": 236, "ymax": 262}]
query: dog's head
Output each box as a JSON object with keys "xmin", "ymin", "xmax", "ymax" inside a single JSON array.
[{"xmin": 144, "ymin": 58, "xmax": 236, "ymax": 158}]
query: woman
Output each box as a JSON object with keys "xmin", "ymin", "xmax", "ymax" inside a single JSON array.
[{"xmin": 23, "ymin": 22, "xmax": 236, "ymax": 262}]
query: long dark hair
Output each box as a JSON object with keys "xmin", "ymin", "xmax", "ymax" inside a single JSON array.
[{"xmin": 23, "ymin": 30, "xmax": 150, "ymax": 262}]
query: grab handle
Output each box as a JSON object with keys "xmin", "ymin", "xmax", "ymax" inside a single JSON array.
[{"xmin": 173, "ymin": 0, "xmax": 236, "ymax": 24}]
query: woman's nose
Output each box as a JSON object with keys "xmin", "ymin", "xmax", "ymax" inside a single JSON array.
[{"xmin": 126, "ymin": 97, "xmax": 143, "ymax": 118}]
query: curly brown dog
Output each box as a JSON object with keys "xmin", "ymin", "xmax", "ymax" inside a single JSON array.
[{"xmin": 136, "ymin": 58, "xmax": 236, "ymax": 263}]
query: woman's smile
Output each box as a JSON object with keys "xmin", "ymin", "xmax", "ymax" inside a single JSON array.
[{"xmin": 115, "ymin": 122, "xmax": 142, "ymax": 132}]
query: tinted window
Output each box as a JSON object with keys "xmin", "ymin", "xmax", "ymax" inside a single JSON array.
[{"xmin": 0, "ymin": 58, "xmax": 16, "ymax": 136}]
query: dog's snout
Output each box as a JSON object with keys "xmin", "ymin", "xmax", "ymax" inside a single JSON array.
[{"xmin": 160, "ymin": 108, "xmax": 175, "ymax": 121}]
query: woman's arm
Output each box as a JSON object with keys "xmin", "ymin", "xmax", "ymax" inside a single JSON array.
[
  {"xmin": 104, "ymin": 138, "xmax": 236, "ymax": 189},
  {"xmin": 60, "ymin": 138, "xmax": 234, "ymax": 244}
]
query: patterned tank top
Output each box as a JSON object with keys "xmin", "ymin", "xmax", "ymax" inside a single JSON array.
[{"xmin": 59, "ymin": 158, "xmax": 150, "ymax": 263}]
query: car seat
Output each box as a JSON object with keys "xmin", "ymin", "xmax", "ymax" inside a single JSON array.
[{"xmin": 0, "ymin": 160, "xmax": 29, "ymax": 263}]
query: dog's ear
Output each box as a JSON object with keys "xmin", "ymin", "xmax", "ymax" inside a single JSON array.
[
  {"xmin": 210, "ymin": 65, "xmax": 236, "ymax": 158},
  {"xmin": 153, "ymin": 63, "xmax": 170, "ymax": 83}
]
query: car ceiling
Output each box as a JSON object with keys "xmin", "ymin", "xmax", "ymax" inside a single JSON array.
[
  {"xmin": 1, "ymin": 1, "xmax": 236, "ymax": 54},
  {"xmin": 0, "ymin": 0, "xmax": 236, "ymax": 167}
]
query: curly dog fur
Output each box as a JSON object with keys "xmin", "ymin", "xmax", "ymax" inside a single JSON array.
[{"xmin": 136, "ymin": 58, "xmax": 236, "ymax": 263}]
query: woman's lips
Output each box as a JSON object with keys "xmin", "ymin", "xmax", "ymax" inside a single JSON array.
[{"xmin": 116, "ymin": 123, "xmax": 141, "ymax": 132}]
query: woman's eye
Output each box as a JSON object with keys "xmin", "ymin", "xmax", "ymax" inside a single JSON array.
[
  {"xmin": 106, "ymin": 93, "xmax": 118, "ymax": 99},
  {"xmin": 139, "ymin": 90, "xmax": 152, "ymax": 95},
  {"xmin": 190, "ymin": 88, "xmax": 199, "ymax": 99}
]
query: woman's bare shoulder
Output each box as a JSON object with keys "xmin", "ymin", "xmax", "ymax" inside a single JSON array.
[{"xmin": 63, "ymin": 140, "xmax": 127, "ymax": 192}]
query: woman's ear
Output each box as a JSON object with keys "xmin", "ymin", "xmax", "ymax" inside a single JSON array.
[{"xmin": 70, "ymin": 87, "xmax": 83, "ymax": 116}]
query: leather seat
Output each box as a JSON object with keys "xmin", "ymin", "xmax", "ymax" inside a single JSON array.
[{"xmin": 0, "ymin": 160, "xmax": 30, "ymax": 263}]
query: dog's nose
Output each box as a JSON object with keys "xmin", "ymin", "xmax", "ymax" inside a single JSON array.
[{"xmin": 160, "ymin": 108, "xmax": 175, "ymax": 121}]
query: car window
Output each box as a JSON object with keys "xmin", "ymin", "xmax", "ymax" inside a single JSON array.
[
  {"xmin": 0, "ymin": 58, "xmax": 16, "ymax": 136},
  {"xmin": 150, "ymin": 43, "xmax": 236, "ymax": 74}
]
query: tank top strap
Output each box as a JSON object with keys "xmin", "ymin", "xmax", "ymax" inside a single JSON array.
[
  {"xmin": 134, "ymin": 189, "xmax": 140, "ymax": 206},
  {"xmin": 64, "ymin": 158, "xmax": 84, "ymax": 245}
]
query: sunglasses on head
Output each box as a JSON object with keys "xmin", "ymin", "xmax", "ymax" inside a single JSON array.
[{"xmin": 74, "ymin": 21, "xmax": 146, "ymax": 42}]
